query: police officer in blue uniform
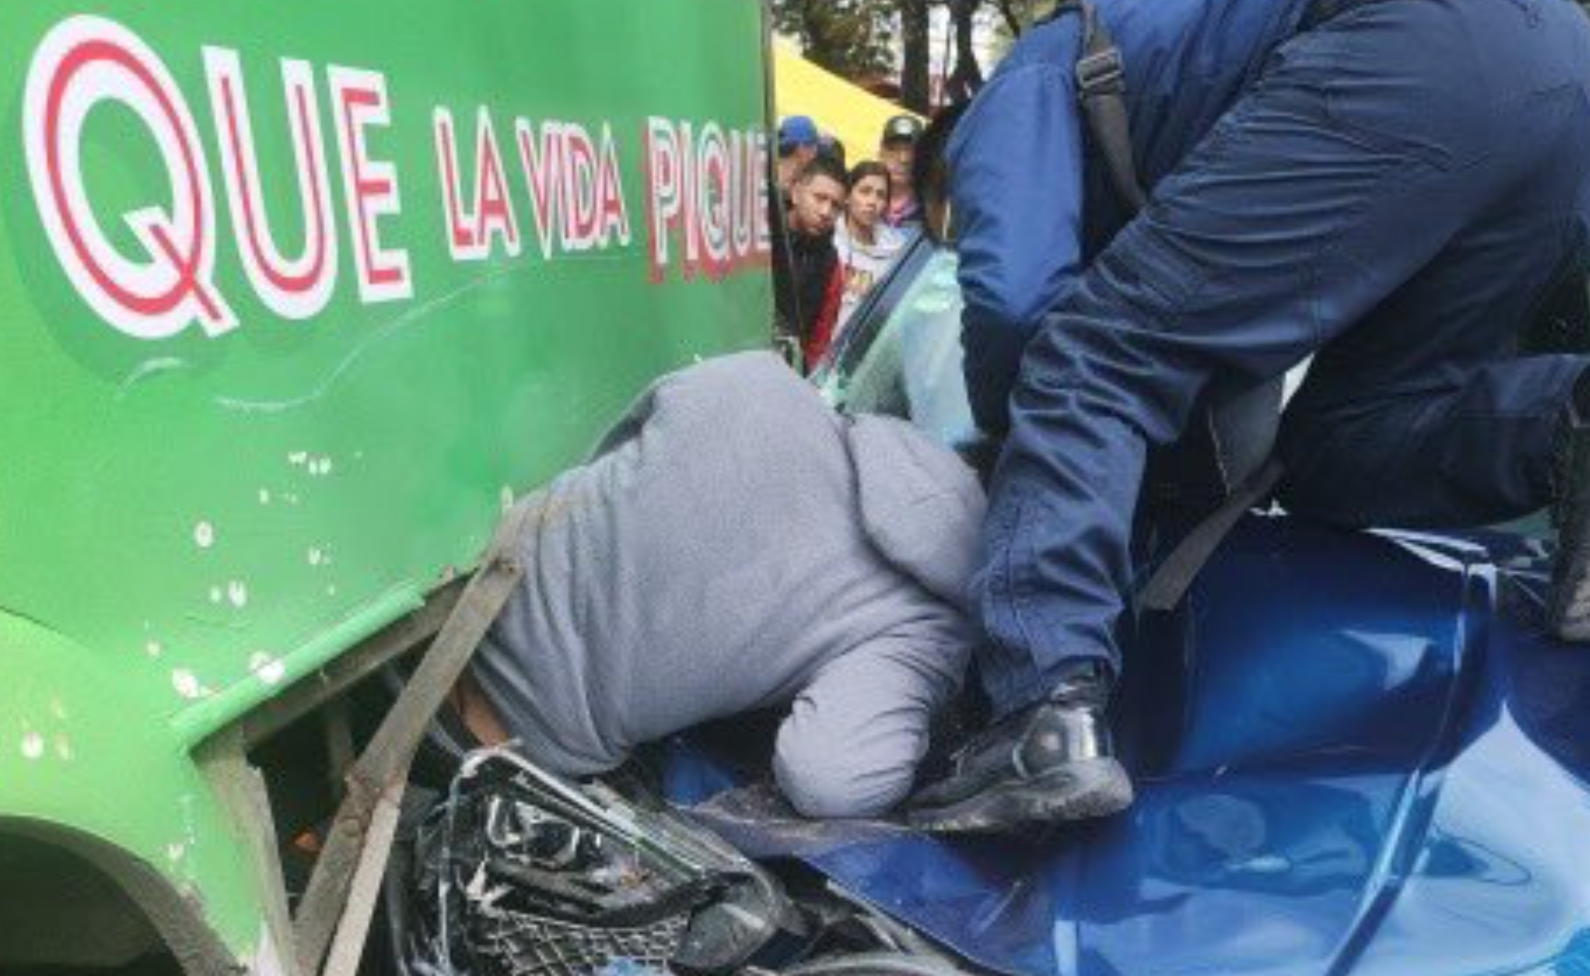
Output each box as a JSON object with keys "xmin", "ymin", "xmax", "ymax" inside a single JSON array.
[{"xmin": 908, "ymin": 0, "xmax": 1590, "ymax": 832}]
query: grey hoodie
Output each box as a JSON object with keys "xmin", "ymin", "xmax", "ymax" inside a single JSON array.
[{"xmin": 471, "ymin": 351, "xmax": 982, "ymax": 817}]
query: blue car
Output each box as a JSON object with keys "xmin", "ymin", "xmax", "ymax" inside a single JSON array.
[
  {"xmin": 403, "ymin": 237, "xmax": 1590, "ymax": 976},
  {"xmin": 667, "ymin": 237, "xmax": 1590, "ymax": 976}
]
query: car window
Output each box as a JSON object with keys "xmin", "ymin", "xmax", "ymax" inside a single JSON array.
[
  {"xmin": 816, "ymin": 241, "xmax": 1315, "ymax": 462},
  {"xmin": 815, "ymin": 244, "xmax": 976, "ymax": 449}
]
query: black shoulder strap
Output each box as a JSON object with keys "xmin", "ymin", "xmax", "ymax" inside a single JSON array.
[
  {"xmin": 1047, "ymin": 0, "xmax": 1149, "ymax": 214},
  {"xmin": 1043, "ymin": 0, "xmax": 1272, "ymax": 607},
  {"xmin": 1138, "ymin": 459, "xmax": 1285, "ymax": 612}
]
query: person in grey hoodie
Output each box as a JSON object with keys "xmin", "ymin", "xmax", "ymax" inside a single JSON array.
[{"xmin": 465, "ymin": 351, "xmax": 983, "ymax": 819}]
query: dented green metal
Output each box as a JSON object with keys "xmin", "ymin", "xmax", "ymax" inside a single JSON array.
[{"xmin": 0, "ymin": 0, "xmax": 771, "ymax": 966}]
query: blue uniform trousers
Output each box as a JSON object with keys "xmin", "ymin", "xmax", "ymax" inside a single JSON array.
[{"xmin": 981, "ymin": 0, "xmax": 1590, "ymax": 715}]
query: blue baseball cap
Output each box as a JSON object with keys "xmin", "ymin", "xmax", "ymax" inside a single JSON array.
[{"xmin": 778, "ymin": 115, "xmax": 820, "ymax": 152}]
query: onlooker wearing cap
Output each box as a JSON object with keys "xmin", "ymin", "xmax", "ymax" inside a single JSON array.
[
  {"xmin": 777, "ymin": 115, "xmax": 821, "ymax": 193},
  {"xmin": 879, "ymin": 114, "xmax": 924, "ymax": 227},
  {"xmin": 770, "ymin": 115, "xmax": 826, "ymax": 365}
]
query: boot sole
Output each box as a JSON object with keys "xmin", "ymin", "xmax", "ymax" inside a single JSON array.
[{"xmin": 907, "ymin": 757, "xmax": 1134, "ymax": 834}]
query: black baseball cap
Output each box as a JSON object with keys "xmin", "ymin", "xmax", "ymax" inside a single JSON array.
[{"xmin": 881, "ymin": 114, "xmax": 924, "ymax": 146}]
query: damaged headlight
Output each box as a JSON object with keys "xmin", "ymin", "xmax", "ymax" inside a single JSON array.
[{"xmin": 407, "ymin": 747, "xmax": 792, "ymax": 976}]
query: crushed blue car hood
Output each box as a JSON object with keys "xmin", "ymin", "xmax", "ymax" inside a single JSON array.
[{"xmin": 662, "ymin": 515, "xmax": 1590, "ymax": 976}]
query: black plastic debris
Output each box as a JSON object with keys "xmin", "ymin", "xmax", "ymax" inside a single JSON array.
[{"xmin": 404, "ymin": 747, "xmax": 790, "ymax": 976}]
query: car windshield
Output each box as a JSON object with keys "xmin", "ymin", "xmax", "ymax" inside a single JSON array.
[{"xmin": 814, "ymin": 243, "xmax": 975, "ymax": 449}]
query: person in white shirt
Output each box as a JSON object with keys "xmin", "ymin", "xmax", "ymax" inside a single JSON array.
[{"xmin": 832, "ymin": 161, "xmax": 906, "ymax": 339}]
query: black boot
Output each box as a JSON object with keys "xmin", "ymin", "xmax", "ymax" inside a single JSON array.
[
  {"xmin": 1551, "ymin": 371, "xmax": 1590, "ymax": 641},
  {"xmin": 907, "ymin": 661, "xmax": 1133, "ymax": 834}
]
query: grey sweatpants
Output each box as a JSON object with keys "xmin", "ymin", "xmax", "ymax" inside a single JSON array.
[{"xmin": 472, "ymin": 352, "xmax": 984, "ymax": 818}]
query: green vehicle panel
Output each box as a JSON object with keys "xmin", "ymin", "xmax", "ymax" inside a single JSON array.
[{"xmin": 0, "ymin": 0, "xmax": 772, "ymax": 969}]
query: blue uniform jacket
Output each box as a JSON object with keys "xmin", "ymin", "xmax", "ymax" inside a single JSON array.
[
  {"xmin": 951, "ymin": 0, "xmax": 1590, "ymax": 713},
  {"xmin": 949, "ymin": 0, "xmax": 1308, "ymax": 433}
]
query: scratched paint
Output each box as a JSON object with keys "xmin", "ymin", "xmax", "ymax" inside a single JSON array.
[
  {"xmin": 248, "ymin": 652, "xmax": 286, "ymax": 686},
  {"xmin": 172, "ymin": 669, "xmax": 204, "ymax": 700},
  {"xmin": 19, "ymin": 732, "xmax": 44, "ymax": 761}
]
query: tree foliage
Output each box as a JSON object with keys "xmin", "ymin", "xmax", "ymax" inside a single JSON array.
[
  {"xmin": 772, "ymin": 0, "xmax": 1061, "ymax": 112},
  {"xmin": 898, "ymin": 0, "xmax": 932, "ymax": 112},
  {"xmin": 771, "ymin": 0, "xmax": 898, "ymax": 80},
  {"xmin": 776, "ymin": 0, "xmax": 1035, "ymax": 111},
  {"xmin": 988, "ymin": 0, "xmax": 1060, "ymax": 36}
]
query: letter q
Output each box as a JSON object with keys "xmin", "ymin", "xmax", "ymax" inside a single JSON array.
[{"xmin": 24, "ymin": 16, "xmax": 236, "ymax": 340}]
